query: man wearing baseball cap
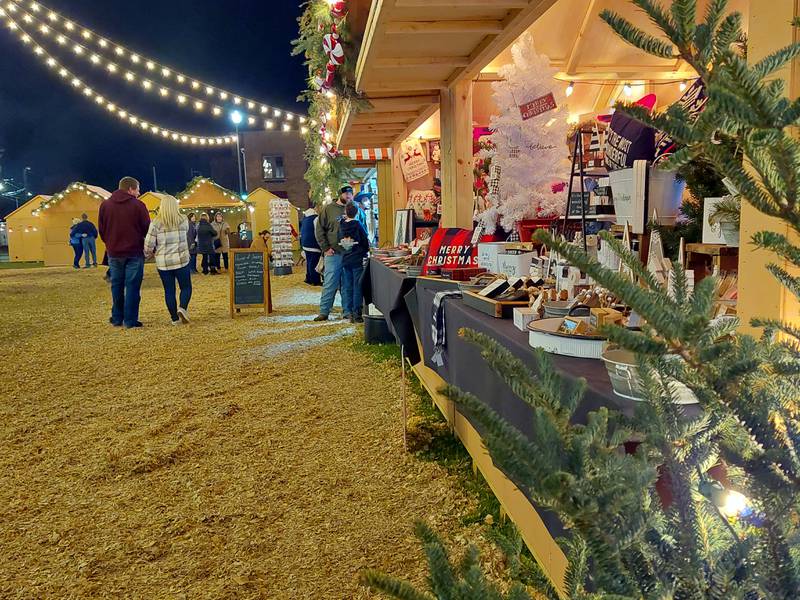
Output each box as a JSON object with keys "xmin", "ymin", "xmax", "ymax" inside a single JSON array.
[{"xmin": 314, "ymin": 185, "xmax": 353, "ymax": 321}]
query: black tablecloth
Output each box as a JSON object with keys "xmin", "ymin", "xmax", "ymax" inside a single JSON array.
[{"xmin": 363, "ymin": 259, "xmax": 420, "ymax": 363}]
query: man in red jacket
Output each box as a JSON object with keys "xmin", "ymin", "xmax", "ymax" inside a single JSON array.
[{"xmin": 98, "ymin": 176, "xmax": 151, "ymax": 329}]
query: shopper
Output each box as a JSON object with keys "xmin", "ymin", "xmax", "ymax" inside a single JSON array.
[
  {"xmin": 314, "ymin": 185, "xmax": 352, "ymax": 321},
  {"xmin": 74, "ymin": 213, "xmax": 99, "ymax": 268},
  {"xmin": 338, "ymin": 202, "xmax": 370, "ymax": 323},
  {"xmin": 212, "ymin": 212, "xmax": 231, "ymax": 271},
  {"xmin": 98, "ymin": 176, "xmax": 151, "ymax": 329},
  {"xmin": 300, "ymin": 207, "xmax": 322, "ymax": 286},
  {"xmin": 250, "ymin": 229, "xmax": 272, "ymax": 255},
  {"xmin": 144, "ymin": 194, "xmax": 192, "ymax": 326},
  {"xmin": 196, "ymin": 213, "xmax": 219, "ymax": 275},
  {"xmin": 69, "ymin": 218, "xmax": 83, "ymax": 270},
  {"xmin": 187, "ymin": 213, "xmax": 199, "ymax": 273}
]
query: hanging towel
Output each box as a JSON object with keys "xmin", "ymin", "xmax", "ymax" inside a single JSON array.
[{"xmin": 431, "ymin": 290, "xmax": 463, "ymax": 367}]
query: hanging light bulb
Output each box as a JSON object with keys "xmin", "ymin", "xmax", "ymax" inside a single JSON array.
[
  {"xmin": 623, "ymin": 82, "xmax": 633, "ymax": 97},
  {"xmin": 679, "ymin": 80, "xmax": 687, "ymax": 92},
  {"xmin": 565, "ymin": 82, "xmax": 574, "ymax": 97}
]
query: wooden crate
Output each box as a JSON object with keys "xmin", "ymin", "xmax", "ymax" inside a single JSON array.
[{"xmin": 462, "ymin": 291, "xmax": 529, "ymax": 319}]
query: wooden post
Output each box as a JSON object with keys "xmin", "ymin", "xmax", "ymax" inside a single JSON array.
[
  {"xmin": 738, "ymin": 1, "xmax": 800, "ymax": 333},
  {"xmin": 440, "ymin": 80, "xmax": 474, "ymax": 229},
  {"xmin": 376, "ymin": 159, "xmax": 394, "ymax": 247}
]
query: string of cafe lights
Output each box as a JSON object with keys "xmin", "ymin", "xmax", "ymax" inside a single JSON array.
[
  {"xmin": 562, "ymin": 78, "xmax": 699, "ymax": 98},
  {"xmin": 2, "ymin": 0, "xmax": 311, "ymax": 134},
  {"xmin": 3, "ymin": 13, "xmax": 237, "ymax": 147}
]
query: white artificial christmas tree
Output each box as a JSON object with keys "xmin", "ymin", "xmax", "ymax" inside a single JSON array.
[{"xmin": 481, "ymin": 32, "xmax": 570, "ymax": 233}]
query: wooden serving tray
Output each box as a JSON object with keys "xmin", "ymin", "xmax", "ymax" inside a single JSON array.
[{"xmin": 462, "ymin": 291, "xmax": 529, "ymax": 319}]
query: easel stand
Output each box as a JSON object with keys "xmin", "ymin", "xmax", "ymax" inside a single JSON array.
[{"xmin": 230, "ymin": 249, "xmax": 274, "ymax": 317}]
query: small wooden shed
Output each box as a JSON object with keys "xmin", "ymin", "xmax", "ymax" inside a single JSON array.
[
  {"xmin": 34, "ymin": 183, "xmax": 111, "ymax": 267},
  {"xmin": 5, "ymin": 195, "xmax": 50, "ymax": 262}
]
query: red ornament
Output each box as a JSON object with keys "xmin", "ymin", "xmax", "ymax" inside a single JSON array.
[
  {"xmin": 321, "ymin": 62, "xmax": 336, "ymax": 90},
  {"xmin": 322, "ymin": 32, "xmax": 344, "ymax": 67},
  {"xmin": 330, "ymin": 1, "xmax": 346, "ymax": 19}
]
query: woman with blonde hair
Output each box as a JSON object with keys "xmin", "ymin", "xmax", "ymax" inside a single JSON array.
[{"xmin": 144, "ymin": 195, "xmax": 192, "ymax": 325}]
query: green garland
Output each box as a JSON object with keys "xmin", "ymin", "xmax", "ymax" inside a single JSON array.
[{"xmin": 292, "ymin": 1, "xmax": 366, "ymax": 204}]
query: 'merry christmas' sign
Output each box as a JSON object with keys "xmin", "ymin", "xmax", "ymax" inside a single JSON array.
[
  {"xmin": 423, "ymin": 228, "xmax": 479, "ymax": 275},
  {"xmin": 518, "ymin": 93, "xmax": 557, "ymax": 121}
]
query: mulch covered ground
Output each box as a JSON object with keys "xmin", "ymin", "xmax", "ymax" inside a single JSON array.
[{"xmin": 0, "ymin": 265, "xmax": 482, "ymax": 598}]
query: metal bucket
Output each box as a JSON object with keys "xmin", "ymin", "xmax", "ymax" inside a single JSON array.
[{"xmin": 601, "ymin": 349, "xmax": 698, "ymax": 404}]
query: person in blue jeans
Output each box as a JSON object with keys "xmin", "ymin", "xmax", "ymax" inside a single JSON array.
[
  {"xmin": 338, "ymin": 202, "xmax": 370, "ymax": 323},
  {"xmin": 69, "ymin": 218, "xmax": 83, "ymax": 270},
  {"xmin": 98, "ymin": 177, "xmax": 151, "ymax": 329},
  {"xmin": 144, "ymin": 194, "xmax": 192, "ymax": 325},
  {"xmin": 74, "ymin": 213, "xmax": 99, "ymax": 268},
  {"xmin": 314, "ymin": 186, "xmax": 352, "ymax": 321}
]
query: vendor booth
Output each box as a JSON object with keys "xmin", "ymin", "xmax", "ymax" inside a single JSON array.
[
  {"xmin": 247, "ymin": 187, "xmax": 302, "ymax": 253},
  {"xmin": 32, "ymin": 184, "xmax": 110, "ymax": 267},
  {"xmin": 328, "ymin": 0, "xmax": 770, "ymax": 592},
  {"xmin": 139, "ymin": 191, "xmax": 175, "ymax": 216},
  {"xmin": 5, "ymin": 195, "xmax": 50, "ymax": 262},
  {"xmin": 176, "ymin": 178, "xmax": 254, "ymax": 247}
]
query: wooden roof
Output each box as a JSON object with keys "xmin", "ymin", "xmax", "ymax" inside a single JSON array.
[
  {"xmin": 339, "ymin": 0, "xmax": 749, "ymax": 148},
  {"xmin": 339, "ymin": 0, "xmax": 559, "ymax": 149},
  {"xmin": 4, "ymin": 195, "xmax": 51, "ymax": 221}
]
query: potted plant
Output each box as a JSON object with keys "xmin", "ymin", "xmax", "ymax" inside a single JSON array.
[{"xmin": 708, "ymin": 195, "xmax": 741, "ymax": 247}]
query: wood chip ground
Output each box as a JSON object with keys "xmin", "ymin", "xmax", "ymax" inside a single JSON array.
[{"xmin": 0, "ymin": 266, "xmax": 488, "ymax": 598}]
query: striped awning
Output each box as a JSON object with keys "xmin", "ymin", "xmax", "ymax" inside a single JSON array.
[{"xmin": 347, "ymin": 148, "xmax": 394, "ymax": 161}]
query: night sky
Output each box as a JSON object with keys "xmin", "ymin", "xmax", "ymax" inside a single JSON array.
[{"xmin": 0, "ymin": 0, "xmax": 307, "ymax": 196}]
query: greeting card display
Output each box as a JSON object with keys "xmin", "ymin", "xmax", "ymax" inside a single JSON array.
[{"xmin": 400, "ymin": 138, "xmax": 430, "ymax": 182}]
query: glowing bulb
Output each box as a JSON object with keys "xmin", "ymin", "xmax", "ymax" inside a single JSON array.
[
  {"xmin": 205, "ymin": 86, "xmax": 214, "ymax": 95},
  {"xmin": 107, "ymin": 63, "xmax": 117, "ymax": 73},
  {"xmin": 219, "ymin": 92, "xmax": 229, "ymax": 100},
  {"xmin": 70, "ymin": 77, "xmax": 81, "ymax": 87},
  {"xmin": 64, "ymin": 21, "xmax": 74, "ymax": 30},
  {"xmin": 142, "ymin": 80, "xmax": 152, "ymax": 90},
  {"xmin": 125, "ymin": 71, "xmax": 135, "ymax": 82},
  {"xmin": 679, "ymin": 80, "xmax": 687, "ymax": 92},
  {"xmin": 72, "ymin": 44, "xmax": 83, "ymax": 54},
  {"xmin": 300, "ymin": 126, "xmax": 309, "ymax": 134},
  {"xmin": 180, "ymin": 135, "xmax": 188, "ymax": 143},
  {"xmin": 176, "ymin": 94, "xmax": 187, "ymax": 104},
  {"xmin": 33, "ymin": 46, "xmax": 43, "ymax": 55},
  {"xmin": 81, "ymin": 30, "xmax": 91, "ymax": 39},
  {"xmin": 48, "ymin": 11, "xmax": 57, "ymax": 21},
  {"xmin": 248, "ymin": 116, "xmax": 256, "ymax": 125},
  {"xmin": 273, "ymin": 109, "xmax": 282, "ymax": 117},
  {"xmin": 194, "ymin": 101, "xmax": 204, "ymax": 110},
  {"xmin": 212, "ymin": 106, "xmax": 222, "ymax": 116},
  {"xmin": 247, "ymin": 101, "xmax": 255, "ymax": 110},
  {"xmin": 161, "ymin": 67, "xmax": 170, "ymax": 77},
  {"xmin": 146, "ymin": 60, "xmax": 155, "ymax": 70},
  {"xmin": 90, "ymin": 54, "xmax": 100, "ymax": 64},
  {"xmin": 287, "ymin": 113, "xmax": 295, "ymax": 121},
  {"xmin": 56, "ymin": 34, "xmax": 65, "ymax": 44},
  {"xmin": 282, "ymin": 123, "xmax": 291, "ymax": 132},
  {"xmin": 299, "ymin": 116, "xmax": 306, "ymax": 124},
  {"xmin": 720, "ymin": 490, "xmax": 749, "ymax": 518},
  {"xmin": 22, "ymin": 14, "xmax": 32, "ymax": 22},
  {"xmin": 623, "ymin": 82, "xmax": 633, "ymax": 96},
  {"xmin": 191, "ymin": 81, "xmax": 200, "ymax": 89},
  {"xmin": 30, "ymin": 2, "xmax": 40, "ymax": 12},
  {"xmin": 159, "ymin": 87, "xmax": 169, "ymax": 97},
  {"xmin": 45, "ymin": 57, "xmax": 56, "ymax": 66},
  {"xmin": 8, "ymin": 22, "xmax": 18, "ymax": 31},
  {"xmin": 39, "ymin": 24, "xmax": 49, "ymax": 34},
  {"xmin": 58, "ymin": 68, "xmax": 67, "ymax": 77},
  {"xmin": 265, "ymin": 120, "xmax": 274, "ymax": 129},
  {"xmin": 130, "ymin": 54, "xmax": 140, "ymax": 64},
  {"xmin": 171, "ymin": 133, "xmax": 179, "ymax": 140},
  {"xmin": 260, "ymin": 105, "xmax": 268, "ymax": 114},
  {"xmin": 98, "ymin": 39, "xmax": 107, "ymax": 48},
  {"xmin": 233, "ymin": 96, "xmax": 241, "ymax": 105},
  {"xmin": 177, "ymin": 75, "xmax": 185, "ymax": 83},
  {"xmin": 566, "ymin": 82, "xmax": 574, "ymax": 97},
  {"xmin": 115, "ymin": 47, "xmax": 124, "ymax": 56}
]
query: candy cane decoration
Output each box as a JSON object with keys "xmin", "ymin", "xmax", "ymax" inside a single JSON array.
[{"xmin": 323, "ymin": 32, "xmax": 345, "ymax": 67}]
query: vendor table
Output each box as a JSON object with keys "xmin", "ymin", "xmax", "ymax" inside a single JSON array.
[{"xmin": 363, "ymin": 258, "xmax": 420, "ymax": 364}]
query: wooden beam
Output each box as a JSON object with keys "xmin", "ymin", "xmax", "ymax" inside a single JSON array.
[
  {"xmin": 395, "ymin": 103, "xmax": 440, "ymax": 143},
  {"xmin": 446, "ymin": 0, "xmax": 560, "ymax": 86},
  {"xmin": 440, "ymin": 80, "xmax": 473, "ymax": 229},
  {"xmin": 396, "ymin": 0, "xmax": 529, "ymax": 6},
  {"xmin": 367, "ymin": 95, "xmax": 439, "ymax": 110},
  {"xmin": 386, "ymin": 20, "xmax": 504, "ymax": 35},
  {"xmin": 555, "ymin": 70, "xmax": 694, "ymax": 81},
  {"xmin": 362, "ymin": 81, "xmax": 442, "ymax": 93},
  {"xmin": 355, "ymin": 0, "xmax": 392, "ymax": 93},
  {"xmin": 376, "ymin": 159, "xmax": 395, "ymax": 247},
  {"xmin": 564, "ymin": 0, "xmax": 597, "ymax": 76},
  {"xmin": 374, "ymin": 56, "xmax": 471, "ymax": 68},
  {"xmin": 353, "ymin": 111, "xmax": 421, "ymax": 123}
]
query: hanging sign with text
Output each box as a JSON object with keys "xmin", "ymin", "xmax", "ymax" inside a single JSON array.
[{"xmin": 519, "ymin": 93, "xmax": 557, "ymax": 121}]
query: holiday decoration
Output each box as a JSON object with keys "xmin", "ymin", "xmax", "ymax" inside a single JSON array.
[
  {"xmin": 399, "ymin": 138, "xmax": 430, "ymax": 182},
  {"xmin": 269, "ymin": 198, "xmax": 294, "ymax": 275},
  {"xmin": 322, "ymin": 32, "xmax": 344, "ymax": 66},
  {"xmin": 329, "ymin": 0, "xmax": 347, "ymax": 19},
  {"xmin": 482, "ymin": 32, "xmax": 569, "ymax": 233}
]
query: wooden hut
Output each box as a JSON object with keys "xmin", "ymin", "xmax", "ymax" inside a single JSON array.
[
  {"xmin": 34, "ymin": 183, "xmax": 111, "ymax": 266},
  {"xmin": 5, "ymin": 195, "xmax": 49, "ymax": 262}
]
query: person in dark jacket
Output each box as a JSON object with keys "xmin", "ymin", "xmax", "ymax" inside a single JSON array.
[
  {"xmin": 187, "ymin": 213, "xmax": 199, "ymax": 273},
  {"xmin": 300, "ymin": 207, "xmax": 321, "ymax": 286},
  {"xmin": 74, "ymin": 213, "xmax": 99, "ymax": 268},
  {"xmin": 69, "ymin": 218, "xmax": 83, "ymax": 270},
  {"xmin": 337, "ymin": 202, "xmax": 370, "ymax": 323},
  {"xmin": 98, "ymin": 176, "xmax": 151, "ymax": 329},
  {"xmin": 195, "ymin": 213, "xmax": 219, "ymax": 275}
]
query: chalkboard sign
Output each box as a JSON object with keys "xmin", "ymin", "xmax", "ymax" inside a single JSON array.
[
  {"xmin": 567, "ymin": 192, "xmax": 592, "ymax": 217},
  {"xmin": 230, "ymin": 250, "xmax": 272, "ymax": 317}
]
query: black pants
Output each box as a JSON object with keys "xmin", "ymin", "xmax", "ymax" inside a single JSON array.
[
  {"xmin": 202, "ymin": 253, "xmax": 217, "ymax": 274},
  {"xmin": 305, "ymin": 251, "xmax": 322, "ymax": 285},
  {"xmin": 71, "ymin": 244, "xmax": 83, "ymax": 268},
  {"xmin": 219, "ymin": 252, "xmax": 229, "ymax": 270},
  {"xmin": 189, "ymin": 253, "xmax": 198, "ymax": 272}
]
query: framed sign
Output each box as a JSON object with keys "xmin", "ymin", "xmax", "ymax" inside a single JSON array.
[
  {"xmin": 519, "ymin": 92, "xmax": 557, "ymax": 121},
  {"xmin": 230, "ymin": 250, "xmax": 273, "ymax": 317},
  {"xmin": 567, "ymin": 192, "xmax": 592, "ymax": 217}
]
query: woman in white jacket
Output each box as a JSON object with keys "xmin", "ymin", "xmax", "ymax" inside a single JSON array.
[{"xmin": 144, "ymin": 195, "xmax": 192, "ymax": 325}]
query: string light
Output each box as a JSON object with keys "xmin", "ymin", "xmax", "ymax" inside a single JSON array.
[
  {"xmin": 2, "ymin": 15, "xmax": 233, "ymax": 148},
  {"xmin": 623, "ymin": 82, "xmax": 633, "ymax": 96},
  {"xmin": 679, "ymin": 80, "xmax": 687, "ymax": 92},
  {"xmin": 565, "ymin": 82, "xmax": 574, "ymax": 97},
  {"xmin": 5, "ymin": 0, "xmax": 309, "ymax": 134}
]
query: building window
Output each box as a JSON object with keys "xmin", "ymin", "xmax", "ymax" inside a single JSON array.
[{"xmin": 262, "ymin": 155, "xmax": 285, "ymax": 181}]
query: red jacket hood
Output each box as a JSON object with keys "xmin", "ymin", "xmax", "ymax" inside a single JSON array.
[{"xmin": 108, "ymin": 189, "xmax": 138, "ymax": 204}]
